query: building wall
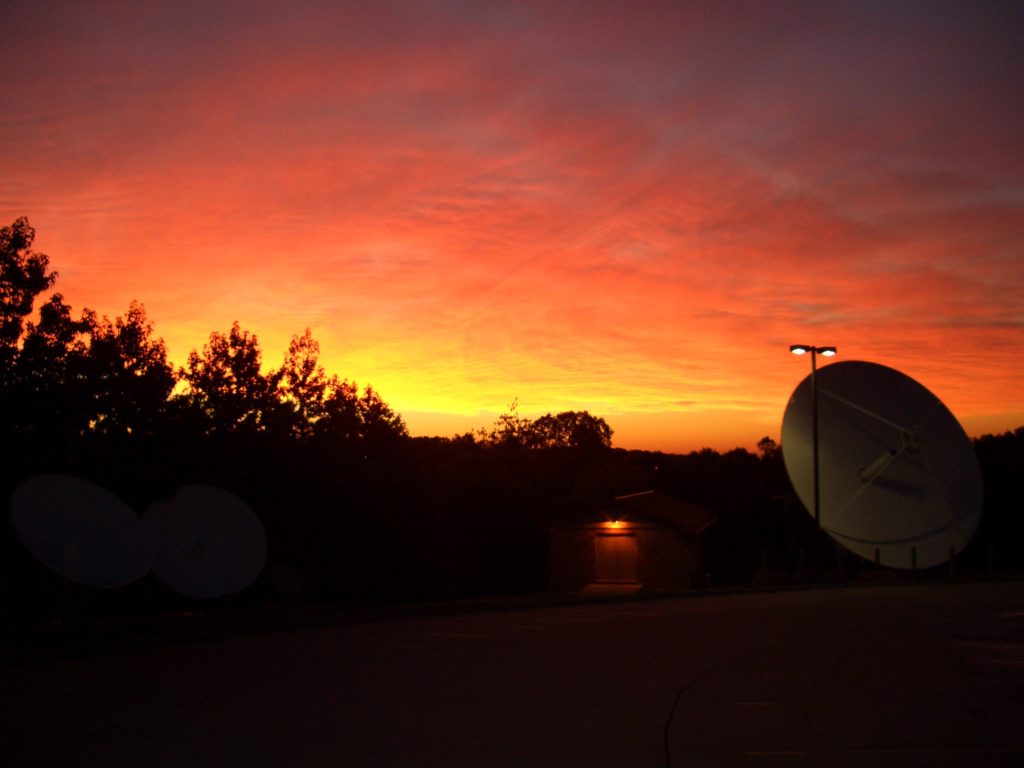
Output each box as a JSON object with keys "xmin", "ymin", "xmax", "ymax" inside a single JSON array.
[
  {"xmin": 549, "ymin": 523, "xmax": 703, "ymax": 592},
  {"xmin": 636, "ymin": 528, "xmax": 688, "ymax": 590},
  {"xmin": 549, "ymin": 527, "xmax": 595, "ymax": 592}
]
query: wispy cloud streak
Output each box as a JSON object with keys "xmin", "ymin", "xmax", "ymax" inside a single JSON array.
[{"xmin": 1, "ymin": 0, "xmax": 1021, "ymax": 451}]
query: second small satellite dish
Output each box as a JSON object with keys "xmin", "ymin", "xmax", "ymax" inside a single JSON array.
[
  {"xmin": 144, "ymin": 484, "xmax": 267, "ymax": 599},
  {"xmin": 10, "ymin": 474, "xmax": 152, "ymax": 588},
  {"xmin": 781, "ymin": 361, "xmax": 982, "ymax": 569}
]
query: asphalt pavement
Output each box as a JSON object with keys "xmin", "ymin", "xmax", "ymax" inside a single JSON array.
[{"xmin": 3, "ymin": 581, "xmax": 1024, "ymax": 767}]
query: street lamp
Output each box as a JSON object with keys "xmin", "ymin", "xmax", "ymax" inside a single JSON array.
[{"xmin": 789, "ymin": 345, "xmax": 836, "ymax": 527}]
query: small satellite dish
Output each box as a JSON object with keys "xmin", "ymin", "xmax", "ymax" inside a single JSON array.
[
  {"xmin": 781, "ymin": 361, "xmax": 982, "ymax": 569},
  {"xmin": 143, "ymin": 484, "xmax": 267, "ymax": 599},
  {"xmin": 9, "ymin": 474, "xmax": 152, "ymax": 588}
]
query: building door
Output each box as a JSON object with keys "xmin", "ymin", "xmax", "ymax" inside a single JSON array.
[{"xmin": 595, "ymin": 534, "xmax": 638, "ymax": 582}]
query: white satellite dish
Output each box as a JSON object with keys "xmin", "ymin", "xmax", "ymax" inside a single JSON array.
[
  {"xmin": 9, "ymin": 474, "xmax": 152, "ymax": 588},
  {"xmin": 781, "ymin": 361, "xmax": 982, "ymax": 569},
  {"xmin": 143, "ymin": 484, "xmax": 267, "ymax": 599}
]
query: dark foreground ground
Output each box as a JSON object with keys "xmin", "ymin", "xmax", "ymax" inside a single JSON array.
[{"xmin": 3, "ymin": 581, "xmax": 1024, "ymax": 767}]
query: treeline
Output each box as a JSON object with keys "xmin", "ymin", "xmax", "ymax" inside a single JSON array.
[
  {"xmin": 2, "ymin": 217, "xmax": 1023, "ymax": 619},
  {"xmin": 1, "ymin": 217, "xmax": 407, "ymax": 460}
]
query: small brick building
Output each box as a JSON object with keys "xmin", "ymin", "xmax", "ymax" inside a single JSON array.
[{"xmin": 549, "ymin": 491, "xmax": 716, "ymax": 592}]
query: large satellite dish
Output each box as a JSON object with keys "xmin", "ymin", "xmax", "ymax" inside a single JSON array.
[
  {"xmin": 143, "ymin": 484, "xmax": 267, "ymax": 599},
  {"xmin": 781, "ymin": 361, "xmax": 982, "ymax": 569},
  {"xmin": 10, "ymin": 474, "xmax": 152, "ymax": 588}
]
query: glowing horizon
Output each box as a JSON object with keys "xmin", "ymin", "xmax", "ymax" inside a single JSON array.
[{"xmin": 2, "ymin": 1, "xmax": 1021, "ymax": 454}]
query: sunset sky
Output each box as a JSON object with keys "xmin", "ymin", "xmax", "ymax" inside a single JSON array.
[{"xmin": 2, "ymin": 1, "xmax": 1021, "ymax": 453}]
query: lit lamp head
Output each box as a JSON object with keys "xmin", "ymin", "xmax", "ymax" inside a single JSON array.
[{"xmin": 789, "ymin": 345, "xmax": 836, "ymax": 356}]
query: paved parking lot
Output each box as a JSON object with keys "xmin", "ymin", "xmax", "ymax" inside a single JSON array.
[{"xmin": 4, "ymin": 581, "xmax": 1024, "ymax": 766}]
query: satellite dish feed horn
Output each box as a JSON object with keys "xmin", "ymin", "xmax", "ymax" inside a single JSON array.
[
  {"xmin": 781, "ymin": 361, "xmax": 982, "ymax": 569},
  {"xmin": 859, "ymin": 449, "xmax": 898, "ymax": 483}
]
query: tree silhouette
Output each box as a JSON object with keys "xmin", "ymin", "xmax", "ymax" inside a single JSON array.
[
  {"xmin": 479, "ymin": 403, "xmax": 613, "ymax": 452},
  {"xmin": 14, "ymin": 293, "xmax": 92, "ymax": 383},
  {"xmin": 274, "ymin": 328, "xmax": 408, "ymax": 444},
  {"xmin": 529, "ymin": 411, "xmax": 613, "ymax": 451},
  {"xmin": 482, "ymin": 399, "xmax": 535, "ymax": 447},
  {"xmin": 0, "ymin": 217, "xmax": 56, "ymax": 368},
  {"xmin": 277, "ymin": 328, "xmax": 331, "ymax": 438},
  {"xmin": 3, "ymin": 293, "xmax": 93, "ymax": 450},
  {"xmin": 315, "ymin": 381, "xmax": 408, "ymax": 445},
  {"xmin": 179, "ymin": 321, "xmax": 283, "ymax": 435},
  {"xmin": 756, "ymin": 435, "xmax": 780, "ymax": 460},
  {"xmin": 351, "ymin": 385, "xmax": 408, "ymax": 443},
  {"xmin": 80, "ymin": 301, "xmax": 176, "ymax": 440}
]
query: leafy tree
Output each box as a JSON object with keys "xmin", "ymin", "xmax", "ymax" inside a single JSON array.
[
  {"xmin": 528, "ymin": 410, "xmax": 613, "ymax": 451},
  {"xmin": 2, "ymin": 293, "xmax": 94, "ymax": 446},
  {"xmin": 0, "ymin": 218, "xmax": 56, "ymax": 358},
  {"xmin": 482, "ymin": 399, "xmax": 535, "ymax": 447},
  {"xmin": 971, "ymin": 428, "xmax": 1024, "ymax": 572},
  {"xmin": 79, "ymin": 301, "xmax": 176, "ymax": 439},
  {"xmin": 349, "ymin": 384, "xmax": 408, "ymax": 443},
  {"xmin": 277, "ymin": 328, "xmax": 331, "ymax": 438},
  {"xmin": 756, "ymin": 435, "xmax": 780, "ymax": 461},
  {"xmin": 478, "ymin": 403, "xmax": 613, "ymax": 452},
  {"xmin": 179, "ymin": 321, "xmax": 282, "ymax": 435},
  {"xmin": 274, "ymin": 328, "xmax": 407, "ymax": 443},
  {"xmin": 15, "ymin": 293, "xmax": 93, "ymax": 381},
  {"xmin": 315, "ymin": 380, "xmax": 407, "ymax": 444}
]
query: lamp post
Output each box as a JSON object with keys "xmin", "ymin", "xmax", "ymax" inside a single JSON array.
[{"xmin": 789, "ymin": 344, "xmax": 836, "ymax": 527}]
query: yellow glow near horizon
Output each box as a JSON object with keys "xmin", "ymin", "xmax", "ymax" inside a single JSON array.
[{"xmin": 2, "ymin": 3, "xmax": 1022, "ymax": 454}]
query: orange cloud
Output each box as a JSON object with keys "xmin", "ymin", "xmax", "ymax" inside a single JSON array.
[{"xmin": 2, "ymin": 1, "xmax": 1021, "ymax": 453}]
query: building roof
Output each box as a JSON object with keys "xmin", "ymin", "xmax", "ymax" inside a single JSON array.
[{"xmin": 598, "ymin": 491, "xmax": 717, "ymax": 534}]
